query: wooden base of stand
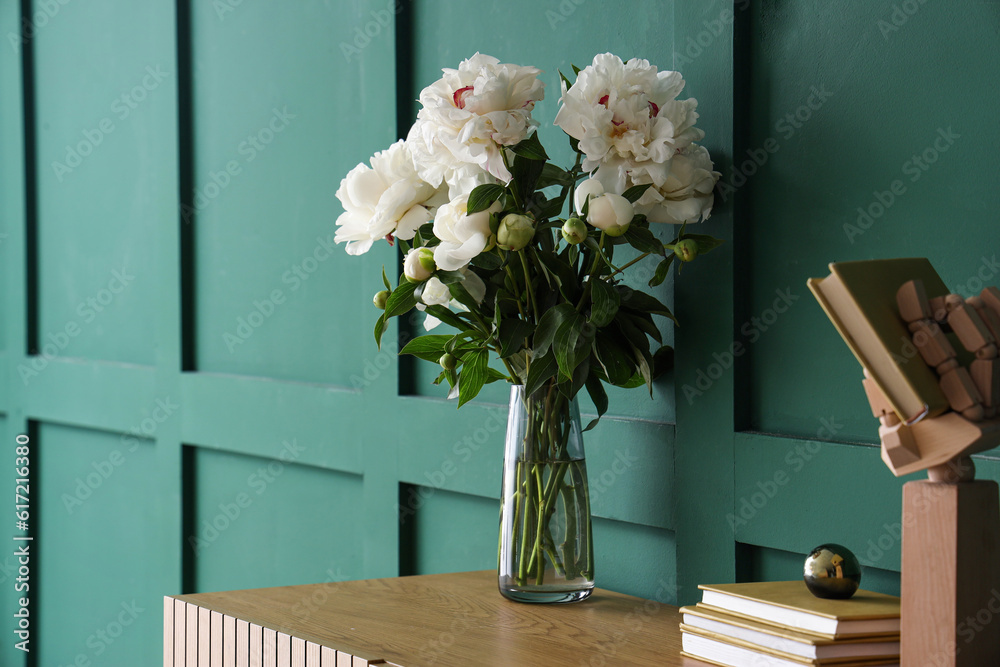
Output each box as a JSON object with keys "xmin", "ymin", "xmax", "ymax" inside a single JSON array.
[{"xmin": 902, "ymin": 480, "xmax": 1000, "ymax": 666}]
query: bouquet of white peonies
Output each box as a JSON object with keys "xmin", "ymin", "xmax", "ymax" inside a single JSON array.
[{"xmin": 335, "ymin": 52, "xmax": 722, "ymax": 417}]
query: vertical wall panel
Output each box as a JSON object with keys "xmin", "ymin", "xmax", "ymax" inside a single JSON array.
[
  {"xmin": 190, "ymin": 0, "xmax": 397, "ymax": 384},
  {"xmin": 32, "ymin": 0, "xmax": 172, "ymax": 366},
  {"xmin": 190, "ymin": 447, "xmax": 364, "ymax": 592},
  {"xmin": 745, "ymin": 0, "xmax": 1000, "ymax": 440},
  {"xmin": 38, "ymin": 422, "xmax": 167, "ymax": 667}
]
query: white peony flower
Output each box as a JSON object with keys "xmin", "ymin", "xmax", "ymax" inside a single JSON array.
[
  {"xmin": 420, "ymin": 276, "xmax": 452, "ymax": 307},
  {"xmin": 554, "ymin": 53, "xmax": 705, "ymax": 194},
  {"xmin": 632, "ymin": 144, "xmax": 720, "ymax": 224},
  {"xmin": 334, "ymin": 140, "xmax": 445, "ymax": 255},
  {"xmin": 432, "ymin": 195, "xmax": 501, "ymax": 271},
  {"xmin": 407, "ymin": 53, "xmax": 545, "ymax": 188}
]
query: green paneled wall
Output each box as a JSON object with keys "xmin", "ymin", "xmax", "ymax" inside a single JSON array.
[{"xmin": 2, "ymin": 0, "xmax": 997, "ymax": 663}]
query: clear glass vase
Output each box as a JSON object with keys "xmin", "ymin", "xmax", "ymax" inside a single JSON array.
[{"xmin": 498, "ymin": 384, "xmax": 594, "ymax": 603}]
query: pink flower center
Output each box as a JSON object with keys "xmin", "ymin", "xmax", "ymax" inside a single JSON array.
[
  {"xmin": 649, "ymin": 101, "xmax": 660, "ymax": 117},
  {"xmin": 453, "ymin": 86, "xmax": 474, "ymax": 109},
  {"xmin": 385, "ymin": 233, "xmax": 395, "ymax": 246},
  {"xmin": 598, "ymin": 94, "xmax": 610, "ymax": 107}
]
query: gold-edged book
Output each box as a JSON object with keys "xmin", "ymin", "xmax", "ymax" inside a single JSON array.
[
  {"xmin": 680, "ymin": 625, "xmax": 899, "ymax": 667},
  {"xmin": 680, "ymin": 604, "xmax": 899, "ymax": 660},
  {"xmin": 697, "ymin": 581, "xmax": 900, "ymax": 638},
  {"xmin": 808, "ymin": 258, "xmax": 951, "ymax": 422}
]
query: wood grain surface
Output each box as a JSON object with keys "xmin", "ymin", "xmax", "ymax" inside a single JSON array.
[{"xmin": 170, "ymin": 570, "xmax": 708, "ymax": 666}]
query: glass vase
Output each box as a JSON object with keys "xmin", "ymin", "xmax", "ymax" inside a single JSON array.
[{"xmin": 498, "ymin": 384, "xmax": 594, "ymax": 603}]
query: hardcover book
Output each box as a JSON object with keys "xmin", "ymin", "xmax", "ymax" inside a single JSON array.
[
  {"xmin": 681, "ymin": 604, "xmax": 899, "ymax": 660},
  {"xmin": 808, "ymin": 258, "xmax": 951, "ymax": 422},
  {"xmin": 681, "ymin": 625, "xmax": 899, "ymax": 667},
  {"xmin": 696, "ymin": 581, "xmax": 901, "ymax": 638}
]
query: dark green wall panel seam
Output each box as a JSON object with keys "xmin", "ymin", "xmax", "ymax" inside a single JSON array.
[
  {"xmin": 176, "ymin": 0, "xmax": 197, "ymax": 372},
  {"xmin": 19, "ymin": 0, "xmax": 38, "ymax": 360}
]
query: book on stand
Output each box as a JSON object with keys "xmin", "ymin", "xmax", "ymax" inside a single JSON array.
[{"xmin": 808, "ymin": 257, "xmax": 952, "ymax": 422}]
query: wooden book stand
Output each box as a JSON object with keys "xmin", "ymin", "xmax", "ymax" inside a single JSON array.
[{"xmin": 865, "ymin": 283, "xmax": 1000, "ymax": 666}]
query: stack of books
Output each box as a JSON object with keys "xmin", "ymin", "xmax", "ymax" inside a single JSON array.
[{"xmin": 680, "ymin": 581, "xmax": 901, "ymax": 666}]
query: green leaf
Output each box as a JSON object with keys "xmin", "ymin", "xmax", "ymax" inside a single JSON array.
[
  {"xmin": 399, "ymin": 335, "xmax": 452, "ymax": 363},
  {"xmin": 467, "ymin": 183, "xmax": 505, "ymax": 214},
  {"xmin": 571, "ymin": 63, "xmax": 581, "ymax": 76},
  {"xmin": 621, "ymin": 183, "xmax": 653, "ymax": 203},
  {"xmin": 621, "ymin": 311, "xmax": 662, "ymax": 345},
  {"xmin": 447, "ymin": 281, "xmax": 480, "ymax": 312},
  {"xmin": 381, "ymin": 267, "xmax": 391, "ymax": 291},
  {"xmin": 384, "ymin": 280, "xmax": 418, "ymax": 319},
  {"xmin": 583, "ymin": 374, "xmax": 608, "ymax": 432},
  {"xmin": 457, "ymin": 349, "xmax": 489, "ymax": 407},
  {"xmin": 511, "ymin": 152, "xmax": 545, "ymax": 206},
  {"xmin": 471, "ymin": 252, "xmax": 503, "ymax": 270},
  {"xmin": 681, "ymin": 233, "xmax": 725, "ymax": 255},
  {"xmin": 485, "ymin": 367, "xmax": 510, "ymax": 384},
  {"xmin": 443, "ymin": 330, "xmax": 477, "ymax": 354},
  {"xmin": 553, "ymin": 316, "xmax": 582, "ymax": 379},
  {"xmin": 558, "ymin": 69, "xmax": 573, "ymax": 89},
  {"xmin": 648, "ymin": 255, "xmax": 675, "ymax": 287},
  {"xmin": 524, "ymin": 352, "xmax": 558, "ymax": 397},
  {"xmin": 593, "ymin": 334, "xmax": 634, "ymax": 386},
  {"xmin": 652, "ymin": 345, "xmax": 675, "ymax": 379},
  {"xmin": 536, "ymin": 163, "xmax": 573, "ymax": 189},
  {"xmin": 374, "ymin": 313, "xmax": 387, "ymax": 348},
  {"xmin": 435, "ymin": 270, "xmax": 466, "ymax": 285},
  {"xmin": 589, "ymin": 279, "xmax": 620, "ymax": 327},
  {"xmin": 498, "ymin": 318, "xmax": 534, "ymax": 358},
  {"xmin": 532, "ymin": 303, "xmax": 576, "ymax": 359},
  {"xmin": 624, "ymin": 225, "xmax": 665, "ymax": 256},
  {"xmin": 533, "ymin": 248, "xmax": 579, "ymax": 301},
  {"xmin": 510, "ymin": 132, "xmax": 548, "ymax": 161},
  {"xmin": 618, "ymin": 287, "xmax": 676, "ymax": 323},
  {"xmin": 423, "ymin": 304, "xmax": 471, "ymax": 331}
]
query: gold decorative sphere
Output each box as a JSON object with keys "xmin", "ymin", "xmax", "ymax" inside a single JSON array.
[{"xmin": 804, "ymin": 543, "xmax": 862, "ymax": 599}]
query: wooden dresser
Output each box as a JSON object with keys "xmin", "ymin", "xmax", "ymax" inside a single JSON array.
[{"xmin": 164, "ymin": 570, "xmax": 704, "ymax": 666}]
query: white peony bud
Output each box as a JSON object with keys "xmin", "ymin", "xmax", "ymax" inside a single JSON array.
[
  {"xmin": 403, "ymin": 247, "xmax": 436, "ymax": 283},
  {"xmin": 587, "ymin": 193, "xmax": 633, "ymax": 236}
]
